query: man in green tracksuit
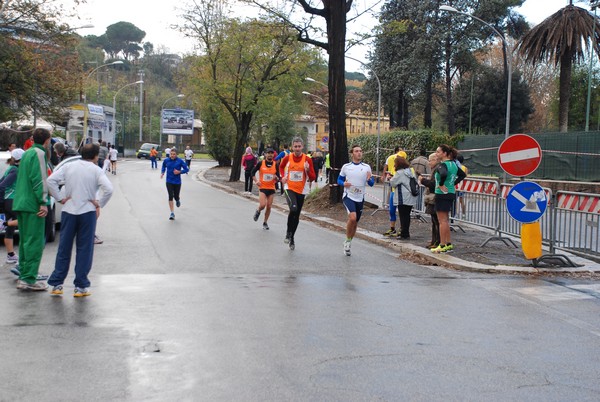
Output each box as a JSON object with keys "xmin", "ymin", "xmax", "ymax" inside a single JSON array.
[{"xmin": 13, "ymin": 128, "xmax": 52, "ymax": 291}]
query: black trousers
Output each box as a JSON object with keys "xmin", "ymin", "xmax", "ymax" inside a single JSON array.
[
  {"xmin": 284, "ymin": 190, "xmax": 305, "ymax": 237},
  {"xmin": 244, "ymin": 170, "xmax": 253, "ymax": 192}
]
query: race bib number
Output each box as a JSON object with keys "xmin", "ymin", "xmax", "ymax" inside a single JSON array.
[
  {"xmin": 263, "ymin": 174, "xmax": 274, "ymax": 181},
  {"xmin": 289, "ymin": 171, "xmax": 304, "ymax": 182},
  {"xmin": 350, "ymin": 186, "xmax": 363, "ymax": 195}
]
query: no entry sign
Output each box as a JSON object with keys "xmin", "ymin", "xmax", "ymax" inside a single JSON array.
[{"xmin": 497, "ymin": 134, "xmax": 542, "ymax": 177}]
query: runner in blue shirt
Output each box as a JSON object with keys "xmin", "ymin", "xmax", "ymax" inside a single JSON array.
[{"xmin": 161, "ymin": 148, "xmax": 189, "ymax": 220}]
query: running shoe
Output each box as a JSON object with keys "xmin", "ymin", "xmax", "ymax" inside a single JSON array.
[
  {"xmin": 73, "ymin": 287, "xmax": 91, "ymax": 297},
  {"xmin": 50, "ymin": 285, "xmax": 64, "ymax": 296},
  {"xmin": 289, "ymin": 237, "xmax": 295, "ymax": 250},
  {"xmin": 94, "ymin": 235, "xmax": 103, "ymax": 245},
  {"xmin": 383, "ymin": 229, "xmax": 397, "ymax": 237},
  {"xmin": 6, "ymin": 254, "xmax": 18, "ymax": 264},
  {"xmin": 10, "ymin": 266, "xmax": 20, "ymax": 276},
  {"xmin": 36, "ymin": 273, "xmax": 49, "ymax": 281},
  {"xmin": 343, "ymin": 240, "xmax": 351, "ymax": 256},
  {"xmin": 442, "ymin": 244, "xmax": 454, "ymax": 253},
  {"xmin": 253, "ymin": 210, "xmax": 260, "ymax": 222},
  {"xmin": 262, "ymin": 222, "xmax": 269, "ymax": 230},
  {"xmin": 169, "ymin": 212, "xmax": 175, "ymax": 220},
  {"xmin": 284, "ymin": 232, "xmax": 291, "ymax": 244},
  {"xmin": 176, "ymin": 199, "xmax": 181, "ymax": 208},
  {"xmin": 431, "ymin": 245, "xmax": 446, "ymax": 254},
  {"xmin": 16, "ymin": 280, "xmax": 48, "ymax": 291}
]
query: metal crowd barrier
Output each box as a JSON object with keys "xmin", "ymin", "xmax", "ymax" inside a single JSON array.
[
  {"xmin": 369, "ymin": 175, "xmax": 600, "ymax": 263},
  {"xmin": 551, "ymin": 191, "xmax": 600, "ymax": 260}
]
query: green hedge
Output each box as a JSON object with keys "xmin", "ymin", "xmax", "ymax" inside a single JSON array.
[{"xmin": 350, "ymin": 129, "xmax": 462, "ymax": 172}]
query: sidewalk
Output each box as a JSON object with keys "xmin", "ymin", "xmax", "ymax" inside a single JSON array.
[{"xmin": 200, "ymin": 167, "xmax": 599, "ymax": 276}]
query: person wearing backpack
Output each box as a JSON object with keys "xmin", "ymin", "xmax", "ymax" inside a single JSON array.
[
  {"xmin": 242, "ymin": 147, "xmax": 257, "ymax": 194},
  {"xmin": 389, "ymin": 156, "xmax": 417, "ymax": 240}
]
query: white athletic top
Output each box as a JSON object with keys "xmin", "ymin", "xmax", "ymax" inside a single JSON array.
[{"xmin": 339, "ymin": 162, "xmax": 372, "ymax": 202}]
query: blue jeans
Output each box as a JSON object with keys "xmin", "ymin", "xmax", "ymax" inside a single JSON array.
[
  {"xmin": 48, "ymin": 211, "xmax": 97, "ymax": 288},
  {"xmin": 389, "ymin": 192, "xmax": 396, "ymax": 222},
  {"xmin": 150, "ymin": 156, "xmax": 157, "ymax": 169}
]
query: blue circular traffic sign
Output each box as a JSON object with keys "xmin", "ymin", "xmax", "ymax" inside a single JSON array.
[{"xmin": 506, "ymin": 181, "xmax": 548, "ymax": 223}]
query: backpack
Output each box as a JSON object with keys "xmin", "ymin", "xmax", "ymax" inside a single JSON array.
[{"xmin": 408, "ymin": 175, "xmax": 419, "ymax": 196}]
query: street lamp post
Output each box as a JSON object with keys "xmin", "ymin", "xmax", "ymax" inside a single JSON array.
[
  {"xmin": 345, "ymin": 55, "xmax": 382, "ymax": 178},
  {"xmin": 84, "ymin": 60, "xmax": 124, "ymax": 102},
  {"xmin": 82, "ymin": 61, "xmax": 124, "ymax": 144},
  {"xmin": 112, "ymin": 80, "xmax": 144, "ymax": 151},
  {"xmin": 440, "ymin": 5, "xmax": 512, "ymax": 140},
  {"xmin": 159, "ymin": 94, "xmax": 185, "ymax": 148},
  {"xmin": 302, "ymin": 91, "xmax": 328, "ymax": 105}
]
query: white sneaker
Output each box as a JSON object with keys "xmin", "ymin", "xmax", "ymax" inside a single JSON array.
[{"xmin": 343, "ymin": 240, "xmax": 351, "ymax": 256}]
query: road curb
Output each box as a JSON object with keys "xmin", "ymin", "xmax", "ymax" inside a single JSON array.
[{"xmin": 197, "ymin": 168, "xmax": 599, "ymax": 274}]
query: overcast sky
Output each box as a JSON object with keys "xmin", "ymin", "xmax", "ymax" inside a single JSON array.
[{"xmin": 67, "ymin": 0, "xmax": 583, "ymax": 72}]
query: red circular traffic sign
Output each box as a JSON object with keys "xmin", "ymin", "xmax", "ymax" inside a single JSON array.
[{"xmin": 497, "ymin": 134, "xmax": 542, "ymax": 177}]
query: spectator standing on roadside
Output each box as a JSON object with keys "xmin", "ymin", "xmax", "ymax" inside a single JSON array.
[
  {"xmin": 242, "ymin": 147, "xmax": 257, "ymax": 194},
  {"xmin": 161, "ymin": 148, "xmax": 189, "ymax": 220},
  {"xmin": 8, "ymin": 143, "xmax": 16, "ymax": 152},
  {"xmin": 338, "ymin": 145, "xmax": 374, "ymax": 256},
  {"xmin": 279, "ymin": 137, "xmax": 316, "ymax": 250},
  {"xmin": 108, "ymin": 145, "xmax": 118, "ymax": 175},
  {"xmin": 455, "ymin": 154, "xmax": 468, "ymax": 219},
  {"xmin": 0, "ymin": 148, "xmax": 24, "ymax": 264},
  {"xmin": 390, "ymin": 156, "xmax": 417, "ymax": 240},
  {"xmin": 324, "ymin": 151, "xmax": 330, "ymax": 183},
  {"xmin": 410, "ymin": 148, "xmax": 430, "ymax": 177},
  {"xmin": 46, "ymin": 143, "xmax": 113, "ymax": 297},
  {"xmin": 184, "ymin": 146, "xmax": 194, "ymax": 168},
  {"xmin": 13, "ymin": 128, "xmax": 52, "ymax": 291},
  {"xmin": 382, "ymin": 147, "xmax": 407, "ymax": 237},
  {"xmin": 312, "ymin": 151, "xmax": 324, "ymax": 186},
  {"xmin": 23, "ymin": 135, "xmax": 33, "ymax": 150},
  {"xmin": 419, "ymin": 153, "xmax": 441, "ymax": 249},
  {"xmin": 431, "ymin": 144, "xmax": 466, "ymax": 254}
]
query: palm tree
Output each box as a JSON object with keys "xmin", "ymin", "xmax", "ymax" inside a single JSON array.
[{"xmin": 517, "ymin": 3, "xmax": 600, "ymax": 132}]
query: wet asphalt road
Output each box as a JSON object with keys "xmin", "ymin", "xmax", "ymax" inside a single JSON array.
[{"xmin": 0, "ymin": 159, "xmax": 599, "ymax": 401}]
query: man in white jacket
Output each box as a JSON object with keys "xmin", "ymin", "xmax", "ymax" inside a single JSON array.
[{"xmin": 46, "ymin": 143, "xmax": 113, "ymax": 297}]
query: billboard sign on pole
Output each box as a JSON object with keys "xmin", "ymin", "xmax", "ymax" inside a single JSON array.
[{"xmin": 162, "ymin": 109, "xmax": 194, "ymax": 135}]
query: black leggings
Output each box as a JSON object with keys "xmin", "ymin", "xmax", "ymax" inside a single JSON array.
[
  {"xmin": 166, "ymin": 182, "xmax": 181, "ymax": 201},
  {"xmin": 284, "ymin": 190, "xmax": 305, "ymax": 237},
  {"xmin": 244, "ymin": 170, "xmax": 253, "ymax": 192},
  {"xmin": 397, "ymin": 204, "xmax": 413, "ymax": 238},
  {"xmin": 3, "ymin": 199, "xmax": 16, "ymax": 240}
]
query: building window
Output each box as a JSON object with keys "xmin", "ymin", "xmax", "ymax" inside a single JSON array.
[
  {"xmin": 325, "ymin": 123, "xmax": 329, "ymax": 133},
  {"xmin": 361, "ymin": 122, "xmax": 366, "ymax": 133},
  {"xmin": 316, "ymin": 124, "xmax": 319, "ymax": 133}
]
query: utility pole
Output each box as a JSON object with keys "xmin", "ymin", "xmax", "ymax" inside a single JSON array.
[{"xmin": 138, "ymin": 70, "xmax": 145, "ymax": 142}]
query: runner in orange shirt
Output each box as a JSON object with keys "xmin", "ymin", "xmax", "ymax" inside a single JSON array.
[
  {"xmin": 251, "ymin": 148, "xmax": 279, "ymax": 230},
  {"xmin": 279, "ymin": 137, "xmax": 316, "ymax": 250}
]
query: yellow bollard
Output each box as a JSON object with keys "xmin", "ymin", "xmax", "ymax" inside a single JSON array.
[{"xmin": 521, "ymin": 222, "xmax": 543, "ymax": 260}]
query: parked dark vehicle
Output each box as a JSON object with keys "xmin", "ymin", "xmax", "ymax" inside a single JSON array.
[{"xmin": 136, "ymin": 143, "xmax": 162, "ymax": 160}]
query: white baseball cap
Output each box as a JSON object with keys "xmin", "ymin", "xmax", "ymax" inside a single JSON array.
[{"xmin": 11, "ymin": 148, "xmax": 24, "ymax": 161}]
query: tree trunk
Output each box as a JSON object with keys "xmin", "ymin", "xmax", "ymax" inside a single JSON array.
[
  {"xmin": 558, "ymin": 52, "xmax": 572, "ymax": 133},
  {"xmin": 228, "ymin": 112, "xmax": 253, "ymax": 182},
  {"xmin": 326, "ymin": 0, "xmax": 348, "ymax": 204},
  {"xmin": 424, "ymin": 70, "xmax": 433, "ymax": 128},
  {"xmin": 402, "ymin": 95, "xmax": 409, "ymax": 128},
  {"xmin": 396, "ymin": 88, "xmax": 404, "ymax": 129}
]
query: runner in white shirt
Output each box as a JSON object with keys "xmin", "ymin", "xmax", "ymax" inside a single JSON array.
[
  {"xmin": 184, "ymin": 146, "xmax": 194, "ymax": 167},
  {"xmin": 337, "ymin": 145, "xmax": 374, "ymax": 256},
  {"xmin": 108, "ymin": 145, "xmax": 118, "ymax": 175}
]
